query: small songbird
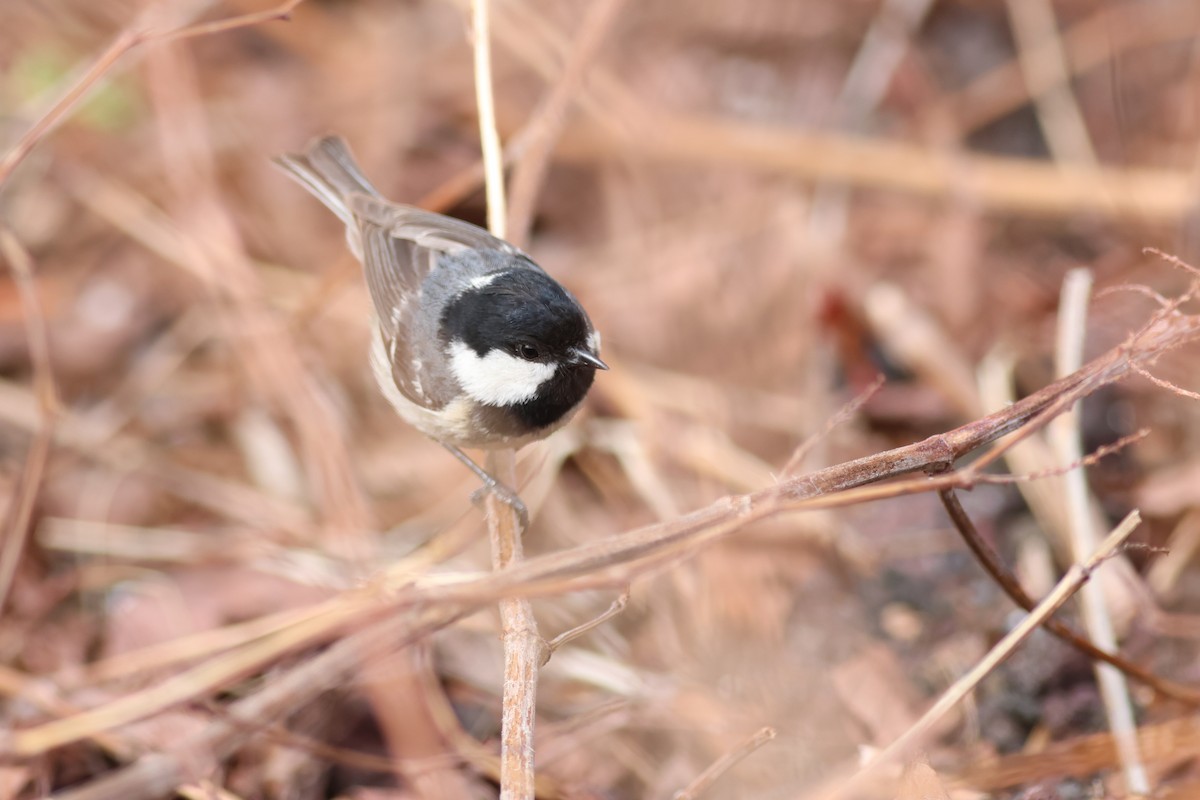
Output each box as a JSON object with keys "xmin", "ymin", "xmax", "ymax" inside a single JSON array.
[{"xmin": 274, "ymin": 136, "xmax": 606, "ymax": 518}]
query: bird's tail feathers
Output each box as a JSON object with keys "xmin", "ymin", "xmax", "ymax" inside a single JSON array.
[{"xmin": 272, "ymin": 136, "xmax": 380, "ymax": 226}]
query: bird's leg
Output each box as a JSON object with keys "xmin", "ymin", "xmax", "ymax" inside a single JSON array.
[{"xmin": 442, "ymin": 443, "xmax": 529, "ymax": 531}]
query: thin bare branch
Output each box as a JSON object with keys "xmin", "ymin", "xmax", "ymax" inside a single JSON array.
[
  {"xmin": 781, "ymin": 374, "xmax": 884, "ymax": 478},
  {"xmin": 471, "ymin": 0, "xmax": 539, "ymax": 796},
  {"xmin": 1005, "ymin": 0, "xmax": 1098, "ymax": 166},
  {"xmin": 544, "ymin": 589, "xmax": 630, "ymax": 661},
  {"xmin": 674, "ymin": 727, "xmax": 776, "ymax": 800},
  {"xmin": 0, "ymin": 230, "xmax": 58, "ymax": 614},
  {"xmin": 937, "ymin": 489, "xmax": 1200, "ymax": 703},
  {"xmin": 473, "ymin": 0, "xmax": 507, "ymax": 240},
  {"xmin": 1131, "ymin": 363, "xmax": 1200, "ymax": 401}
]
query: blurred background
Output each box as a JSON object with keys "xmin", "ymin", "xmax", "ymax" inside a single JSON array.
[{"xmin": 3, "ymin": 0, "xmax": 1200, "ymax": 797}]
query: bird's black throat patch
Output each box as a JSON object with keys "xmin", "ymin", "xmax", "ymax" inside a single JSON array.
[{"xmin": 513, "ymin": 363, "xmax": 596, "ymax": 429}]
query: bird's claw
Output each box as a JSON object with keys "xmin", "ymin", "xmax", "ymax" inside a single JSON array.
[{"xmin": 471, "ymin": 480, "xmax": 529, "ymax": 531}]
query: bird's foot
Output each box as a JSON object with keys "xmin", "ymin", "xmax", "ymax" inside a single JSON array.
[{"xmin": 470, "ymin": 479, "xmax": 529, "ymax": 531}]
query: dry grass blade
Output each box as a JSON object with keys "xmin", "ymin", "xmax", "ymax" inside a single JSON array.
[
  {"xmin": 1005, "ymin": 0, "xmax": 1098, "ymax": 166},
  {"xmin": 3, "ymin": 593, "xmax": 366, "ymax": 757},
  {"xmin": 145, "ymin": 41, "xmax": 371, "ymax": 551},
  {"xmin": 0, "ymin": 230, "xmax": 58, "ymax": 614},
  {"xmin": 1050, "ymin": 269, "xmax": 1148, "ymax": 791},
  {"xmin": 44, "ymin": 609, "xmax": 463, "ymax": 800},
  {"xmin": 473, "ymin": 0, "xmax": 507, "ymax": 242},
  {"xmin": 555, "ymin": 115, "xmax": 1195, "ymax": 222}
]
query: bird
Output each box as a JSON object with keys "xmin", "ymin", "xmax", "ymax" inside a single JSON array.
[{"xmin": 273, "ymin": 136, "xmax": 606, "ymax": 524}]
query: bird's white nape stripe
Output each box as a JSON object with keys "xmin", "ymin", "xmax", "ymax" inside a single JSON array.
[
  {"xmin": 587, "ymin": 330, "xmax": 601, "ymax": 354},
  {"xmin": 468, "ymin": 271, "xmax": 505, "ymax": 290},
  {"xmin": 448, "ymin": 340, "xmax": 557, "ymax": 406}
]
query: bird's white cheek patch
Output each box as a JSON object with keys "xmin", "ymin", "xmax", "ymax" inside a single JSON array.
[{"xmin": 448, "ymin": 340, "xmax": 557, "ymax": 406}]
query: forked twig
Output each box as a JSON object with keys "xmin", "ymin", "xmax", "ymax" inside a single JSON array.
[
  {"xmin": 973, "ymin": 429, "xmax": 1148, "ymax": 484},
  {"xmin": 937, "ymin": 489, "xmax": 1200, "ymax": 703}
]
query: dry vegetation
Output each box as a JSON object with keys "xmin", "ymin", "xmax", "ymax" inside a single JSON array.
[{"xmin": 3, "ymin": 0, "xmax": 1200, "ymax": 798}]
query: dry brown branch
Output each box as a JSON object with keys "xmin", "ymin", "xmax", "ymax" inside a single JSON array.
[
  {"xmin": 544, "ymin": 589, "xmax": 630, "ymax": 659},
  {"xmin": 0, "ymin": 230, "xmax": 58, "ymax": 614},
  {"xmin": 1131, "ymin": 363, "xmax": 1200, "ymax": 401},
  {"xmin": 8, "ymin": 277, "xmax": 1200, "ymax": 774},
  {"xmin": 554, "ymin": 114, "xmax": 1194, "ymax": 222},
  {"xmin": 0, "ymin": 0, "xmax": 303, "ymax": 188},
  {"xmin": 483, "ymin": 448, "xmax": 541, "ymax": 800},
  {"xmin": 974, "ymin": 429, "xmax": 1148, "ymax": 484}
]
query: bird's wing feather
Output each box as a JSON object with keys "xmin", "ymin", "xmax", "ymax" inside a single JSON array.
[
  {"xmin": 349, "ymin": 196, "xmax": 521, "ymax": 256},
  {"xmin": 358, "ymin": 218, "xmax": 434, "ymax": 330},
  {"xmin": 358, "ymin": 220, "xmax": 447, "ymax": 410}
]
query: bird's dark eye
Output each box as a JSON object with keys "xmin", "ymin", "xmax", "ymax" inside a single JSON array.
[{"xmin": 517, "ymin": 344, "xmax": 541, "ymax": 360}]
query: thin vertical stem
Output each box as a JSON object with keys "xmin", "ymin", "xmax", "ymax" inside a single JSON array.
[{"xmin": 470, "ymin": 1, "xmax": 540, "ymax": 797}]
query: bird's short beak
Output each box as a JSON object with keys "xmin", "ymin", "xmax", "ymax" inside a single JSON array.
[{"xmin": 572, "ymin": 349, "xmax": 609, "ymax": 370}]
